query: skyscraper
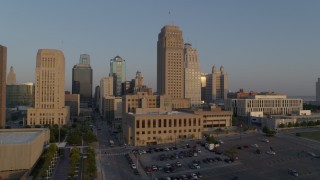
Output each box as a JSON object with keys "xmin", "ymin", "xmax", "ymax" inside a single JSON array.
[
  {"xmin": 157, "ymin": 25, "xmax": 184, "ymax": 98},
  {"xmin": 184, "ymin": 43, "xmax": 201, "ymax": 107},
  {"xmin": 0, "ymin": 45, "xmax": 7, "ymax": 128},
  {"xmin": 317, "ymin": 78, "xmax": 320, "ymax": 104},
  {"xmin": 100, "ymin": 76, "xmax": 113, "ymax": 114},
  {"xmin": 206, "ymin": 65, "xmax": 229, "ymax": 103},
  {"xmin": 72, "ymin": 54, "xmax": 93, "ymax": 107},
  {"xmin": 110, "ymin": 56, "xmax": 126, "ymax": 97},
  {"xmin": 27, "ymin": 49, "xmax": 69, "ymax": 126},
  {"xmin": 7, "ymin": 66, "xmax": 16, "ymax": 85}
]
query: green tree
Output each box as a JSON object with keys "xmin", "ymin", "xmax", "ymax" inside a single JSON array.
[
  {"xmin": 278, "ymin": 123, "xmax": 285, "ymax": 128},
  {"xmin": 287, "ymin": 122, "xmax": 293, "ymax": 128},
  {"xmin": 262, "ymin": 126, "xmax": 270, "ymax": 134},
  {"xmin": 307, "ymin": 121, "xmax": 315, "ymax": 126},
  {"xmin": 316, "ymin": 120, "xmax": 320, "ymax": 126},
  {"xmin": 206, "ymin": 136, "xmax": 218, "ymax": 144},
  {"xmin": 301, "ymin": 121, "xmax": 307, "ymax": 127},
  {"xmin": 294, "ymin": 122, "xmax": 300, "ymax": 127}
]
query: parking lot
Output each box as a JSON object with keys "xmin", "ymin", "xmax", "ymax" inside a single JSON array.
[{"xmin": 125, "ymin": 129, "xmax": 320, "ymax": 180}]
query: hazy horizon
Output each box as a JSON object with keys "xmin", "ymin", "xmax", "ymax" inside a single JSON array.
[{"xmin": 1, "ymin": 0, "xmax": 319, "ymax": 96}]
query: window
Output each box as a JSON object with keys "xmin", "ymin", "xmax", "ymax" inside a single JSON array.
[
  {"xmin": 174, "ymin": 119, "xmax": 177, "ymax": 127},
  {"xmin": 184, "ymin": 119, "xmax": 187, "ymax": 126},
  {"xmin": 136, "ymin": 132, "xmax": 140, "ymax": 135},
  {"xmin": 169, "ymin": 119, "xmax": 172, "ymax": 127},
  {"xmin": 142, "ymin": 131, "xmax": 145, "ymax": 134},
  {"xmin": 136, "ymin": 120, "xmax": 140, "ymax": 128},
  {"xmin": 164, "ymin": 119, "xmax": 167, "ymax": 127},
  {"xmin": 153, "ymin": 119, "xmax": 156, "ymax": 128},
  {"xmin": 158, "ymin": 119, "xmax": 162, "ymax": 127},
  {"xmin": 188, "ymin": 119, "xmax": 191, "ymax": 126},
  {"xmin": 142, "ymin": 120, "xmax": 145, "ymax": 128}
]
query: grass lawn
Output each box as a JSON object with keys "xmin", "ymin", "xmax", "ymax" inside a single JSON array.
[{"xmin": 298, "ymin": 131, "xmax": 320, "ymax": 142}]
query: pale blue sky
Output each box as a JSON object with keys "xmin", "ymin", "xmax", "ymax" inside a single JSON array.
[{"xmin": 1, "ymin": 0, "xmax": 319, "ymax": 96}]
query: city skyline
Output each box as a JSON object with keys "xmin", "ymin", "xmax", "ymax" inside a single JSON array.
[{"xmin": 1, "ymin": 1, "xmax": 320, "ymax": 96}]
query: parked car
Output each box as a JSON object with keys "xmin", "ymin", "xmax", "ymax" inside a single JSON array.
[
  {"xmin": 288, "ymin": 169, "xmax": 299, "ymax": 177},
  {"xmin": 262, "ymin": 139, "xmax": 270, "ymax": 143},
  {"xmin": 131, "ymin": 163, "xmax": 137, "ymax": 169},
  {"xmin": 266, "ymin": 151, "xmax": 276, "ymax": 155}
]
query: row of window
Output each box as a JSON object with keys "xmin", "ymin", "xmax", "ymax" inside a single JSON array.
[
  {"xmin": 136, "ymin": 128, "xmax": 200, "ymax": 135},
  {"xmin": 136, "ymin": 118, "xmax": 200, "ymax": 128}
]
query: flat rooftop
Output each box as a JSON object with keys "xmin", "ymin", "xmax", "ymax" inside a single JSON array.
[
  {"xmin": 0, "ymin": 129, "xmax": 46, "ymax": 145},
  {"xmin": 129, "ymin": 111, "xmax": 196, "ymax": 117}
]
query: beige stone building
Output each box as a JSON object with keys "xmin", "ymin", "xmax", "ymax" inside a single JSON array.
[
  {"xmin": 206, "ymin": 65, "xmax": 228, "ymax": 103},
  {"xmin": 184, "ymin": 43, "xmax": 201, "ymax": 107},
  {"xmin": 0, "ymin": 128, "xmax": 50, "ymax": 176},
  {"xmin": 27, "ymin": 49, "xmax": 69, "ymax": 126},
  {"xmin": 123, "ymin": 112, "xmax": 202, "ymax": 146},
  {"xmin": 157, "ymin": 25, "xmax": 184, "ymax": 99},
  {"xmin": 0, "ymin": 45, "xmax": 7, "ymax": 128},
  {"xmin": 193, "ymin": 107, "xmax": 232, "ymax": 131}
]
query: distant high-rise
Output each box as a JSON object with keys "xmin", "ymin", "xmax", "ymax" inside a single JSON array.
[
  {"xmin": 7, "ymin": 66, "xmax": 16, "ymax": 85},
  {"xmin": 110, "ymin": 56, "xmax": 126, "ymax": 97},
  {"xmin": 206, "ymin": 65, "xmax": 229, "ymax": 103},
  {"xmin": 201, "ymin": 73, "xmax": 207, "ymax": 102},
  {"xmin": 0, "ymin": 45, "xmax": 7, "ymax": 128},
  {"xmin": 184, "ymin": 43, "xmax": 201, "ymax": 107},
  {"xmin": 157, "ymin": 25, "xmax": 184, "ymax": 98},
  {"xmin": 317, "ymin": 78, "xmax": 320, "ymax": 103},
  {"xmin": 27, "ymin": 49, "xmax": 69, "ymax": 126},
  {"xmin": 72, "ymin": 54, "xmax": 93, "ymax": 107},
  {"xmin": 6, "ymin": 83, "xmax": 35, "ymax": 108},
  {"xmin": 100, "ymin": 76, "xmax": 113, "ymax": 114}
]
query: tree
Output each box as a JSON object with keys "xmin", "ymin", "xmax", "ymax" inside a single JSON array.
[
  {"xmin": 301, "ymin": 121, "xmax": 307, "ymax": 127},
  {"xmin": 262, "ymin": 126, "xmax": 270, "ymax": 134},
  {"xmin": 294, "ymin": 122, "xmax": 300, "ymax": 127},
  {"xmin": 316, "ymin": 120, "xmax": 320, "ymax": 126},
  {"xmin": 307, "ymin": 121, "xmax": 315, "ymax": 126},
  {"xmin": 287, "ymin": 122, "xmax": 293, "ymax": 128},
  {"xmin": 278, "ymin": 123, "xmax": 285, "ymax": 128},
  {"xmin": 206, "ymin": 136, "xmax": 218, "ymax": 144}
]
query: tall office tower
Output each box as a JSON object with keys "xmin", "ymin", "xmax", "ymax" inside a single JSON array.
[
  {"xmin": 0, "ymin": 45, "xmax": 7, "ymax": 128},
  {"xmin": 72, "ymin": 54, "xmax": 93, "ymax": 107},
  {"xmin": 184, "ymin": 43, "xmax": 201, "ymax": 107},
  {"xmin": 157, "ymin": 25, "xmax": 184, "ymax": 98},
  {"xmin": 205, "ymin": 65, "xmax": 229, "ymax": 103},
  {"xmin": 79, "ymin": 54, "xmax": 90, "ymax": 65},
  {"xmin": 100, "ymin": 76, "xmax": 113, "ymax": 114},
  {"xmin": 7, "ymin": 66, "xmax": 16, "ymax": 85},
  {"xmin": 27, "ymin": 49, "xmax": 69, "ymax": 126},
  {"xmin": 201, "ymin": 73, "xmax": 207, "ymax": 103},
  {"xmin": 110, "ymin": 56, "xmax": 126, "ymax": 97},
  {"xmin": 94, "ymin": 85, "xmax": 100, "ymax": 107},
  {"xmin": 317, "ymin": 78, "xmax": 320, "ymax": 104}
]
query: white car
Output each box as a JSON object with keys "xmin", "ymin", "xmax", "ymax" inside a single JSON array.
[
  {"xmin": 262, "ymin": 139, "xmax": 270, "ymax": 143},
  {"xmin": 251, "ymin": 144, "xmax": 259, "ymax": 148},
  {"xmin": 218, "ymin": 140, "xmax": 224, "ymax": 144},
  {"xmin": 131, "ymin": 163, "xmax": 137, "ymax": 169},
  {"xmin": 267, "ymin": 151, "xmax": 276, "ymax": 155}
]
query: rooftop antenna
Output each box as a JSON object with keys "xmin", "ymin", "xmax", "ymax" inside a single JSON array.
[{"xmin": 168, "ymin": 10, "xmax": 174, "ymax": 25}]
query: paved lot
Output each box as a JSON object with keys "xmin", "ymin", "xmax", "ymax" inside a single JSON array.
[{"xmin": 129, "ymin": 128, "xmax": 320, "ymax": 180}]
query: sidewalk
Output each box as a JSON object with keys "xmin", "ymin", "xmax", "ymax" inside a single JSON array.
[{"xmin": 92, "ymin": 142, "xmax": 103, "ymax": 180}]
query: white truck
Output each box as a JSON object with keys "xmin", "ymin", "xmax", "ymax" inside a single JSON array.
[{"xmin": 205, "ymin": 143, "xmax": 220, "ymax": 150}]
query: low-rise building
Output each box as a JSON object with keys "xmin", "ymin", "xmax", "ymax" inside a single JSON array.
[
  {"xmin": 123, "ymin": 111, "xmax": 202, "ymax": 146},
  {"xmin": 226, "ymin": 92, "xmax": 303, "ymax": 117},
  {"xmin": 0, "ymin": 128, "xmax": 50, "ymax": 179}
]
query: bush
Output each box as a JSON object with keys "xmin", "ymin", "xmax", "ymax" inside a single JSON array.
[
  {"xmin": 300, "ymin": 121, "xmax": 307, "ymax": 127},
  {"xmin": 316, "ymin": 120, "xmax": 320, "ymax": 126},
  {"xmin": 287, "ymin": 122, "xmax": 293, "ymax": 128},
  {"xmin": 307, "ymin": 121, "xmax": 315, "ymax": 126},
  {"xmin": 294, "ymin": 122, "xmax": 300, "ymax": 127}
]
